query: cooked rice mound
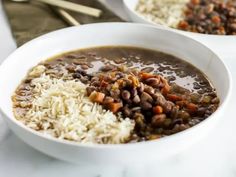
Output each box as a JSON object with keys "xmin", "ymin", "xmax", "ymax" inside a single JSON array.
[
  {"xmin": 136, "ymin": 0, "xmax": 188, "ymax": 27},
  {"xmin": 14, "ymin": 74, "xmax": 134, "ymax": 144}
]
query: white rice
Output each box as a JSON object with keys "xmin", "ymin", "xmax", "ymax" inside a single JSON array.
[
  {"xmin": 14, "ymin": 71, "xmax": 135, "ymax": 144},
  {"xmin": 136, "ymin": 0, "xmax": 188, "ymax": 27}
]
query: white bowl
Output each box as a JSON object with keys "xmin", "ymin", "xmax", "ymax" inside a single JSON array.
[
  {"xmin": 123, "ymin": 0, "xmax": 236, "ymax": 57},
  {"xmin": 0, "ymin": 23, "xmax": 232, "ymax": 165},
  {"xmin": 123, "ymin": 0, "xmax": 236, "ymax": 38}
]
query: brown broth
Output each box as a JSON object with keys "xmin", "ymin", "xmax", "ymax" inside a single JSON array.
[
  {"xmin": 45, "ymin": 46, "xmax": 214, "ymax": 94},
  {"xmin": 13, "ymin": 46, "xmax": 219, "ymax": 143}
]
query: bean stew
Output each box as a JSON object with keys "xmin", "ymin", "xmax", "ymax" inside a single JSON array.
[{"xmin": 13, "ymin": 46, "xmax": 220, "ymax": 143}]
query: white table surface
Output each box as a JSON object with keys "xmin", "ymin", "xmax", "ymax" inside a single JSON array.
[{"xmin": 1, "ymin": 1, "xmax": 236, "ymax": 177}]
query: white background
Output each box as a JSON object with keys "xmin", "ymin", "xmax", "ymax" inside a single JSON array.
[{"xmin": 0, "ymin": 1, "xmax": 236, "ymax": 177}]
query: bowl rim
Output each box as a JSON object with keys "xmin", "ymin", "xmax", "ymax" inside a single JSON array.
[
  {"xmin": 123, "ymin": 0, "xmax": 236, "ymax": 37},
  {"xmin": 0, "ymin": 22, "xmax": 232, "ymax": 149}
]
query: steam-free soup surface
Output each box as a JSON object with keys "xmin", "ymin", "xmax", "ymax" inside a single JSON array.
[
  {"xmin": 12, "ymin": 46, "xmax": 219, "ymax": 143},
  {"xmin": 48, "ymin": 47, "xmax": 214, "ymax": 92}
]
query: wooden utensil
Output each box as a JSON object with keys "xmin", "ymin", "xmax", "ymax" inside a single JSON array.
[
  {"xmin": 52, "ymin": 7, "xmax": 80, "ymax": 26},
  {"xmin": 11, "ymin": 0, "xmax": 102, "ymax": 17}
]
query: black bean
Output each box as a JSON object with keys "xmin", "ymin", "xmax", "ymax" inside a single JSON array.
[
  {"xmin": 123, "ymin": 106, "xmax": 132, "ymax": 117},
  {"xmin": 110, "ymin": 89, "xmax": 120, "ymax": 98},
  {"xmin": 24, "ymin": 79, "xmax": 32, "ymax": 84},
  {"xmin": 133, "ymin": 113, "xmax": 145, "ymax": 130},
  {"xmin": 66, "ymin": 64, "xmax": 76, "ymax": 72},
  {"xmin": 141, "ymin": 92, "xmax": 153, "ymax": 103},
  {"xmin": 120, "ymin": 79, "xmax": 129, "ymax": 88},
  {"xmin": 163, "ymin": 101, "xmax": 174, "ymax": 113},
  {"xmin": 211, "ymin": 97, "xmax": 220, "ymax": 104},
  {"xmin": 179, "ymin": 124, "xmax": 189, "ymax": 131},
  {"xmin": 115, "ymin": 72, "xmax": 125, "ymax": 79},
  {"xmin": 140, "ymin": 101, "xmax": 152, "ymax": 110},
  {"xmin": 75, "ymin": 69, "xmax": 87, "ymax": 76},
  {"xmin": 81, "ymin": 64, "xmax": 89, "ymax": 70},
  {"xmin": 106, "ymin": 84, "xmax": 112, "ymax": 91},
  {"xmin": 114, "ymin": 58, "xmax": 125, "ymax": 64},
  {"xmin": 141, "ymin": 67, "xmax": 154, "ymax": 73},
  {"xmin": 88, "ymin": 63, "xmax": 94, "ymax": 68},
  {"xmin": 197, "ymin": 107, "xmax": 207, "ymax": 117},
  {"xmin": 65, "ymin": 54, "xmax": 76, "ymax": 59},
  {"xmin": 172, "ymin": 124, "xmax": 181, "ymax": 132},
  {"xmin": 73, "ymin": 60, "xmax": 88, "ymax": 65},
  {"xmin": 190, "ymin": 93, "xmax": 201, "ymax": 103},
  {"xmin": 229, "ymin": 23, "xmax": 236, "ymax": 30},
  {"xmin": 154, "ymin": 93, "xmax": 166, "ymax": 106},
  {"xmin": 122, "ymin": 90, "xmax": 131, "ymax": 100},
  {"xmin": 163, "ymin": 130, "xmax": 172, "ymax": 135},
  {"xmin": 114, "ymin": 98, "xmax": 122, "ymax": 103},
  {"xmin": 131, "ymin": 88, "xmax": 138, "ymax": 97},
  {"xmin": 189, "ymin": 118, "xmax": 201, "ymax": 126},
  {"xmin": 170, "ymin": 106, "xmax": 179, "ymax": 119},
  {"xmin": 91, "ymin": 77, "xmax": 99, "ymax": 82},
  {"xmin": 144, "ymin": 86, "xmax": 155, "ymax": 95},
  {"xmin": 100, "ymin": 65, "xmax": 115, "ymax": 72},
  {"xmin": 80, "ymin": 76, "xmax": 89, "ymax": 84},
  {"xmin": 91, "ymin": 81, "xmax": 100, "ymax": 87},
  {"xmin": 138, "ymin": 82, "xmax": 145, "ymax": 93},
  {"xmin": 163, "ymin": 118, "xmax": 172, "ymax": 128},
  {"xmin": 151, "ymin": 114, "xmax": 166, "ymax": 127},
  {"xmin": 177, "ymin": 110, "xmax": 190, "ymax": 121},
  {"xmin": 73, "ymin": 73, "xmax": 82, "ymax": 79},
  {"xmin": 199, "ymin": 78, "xmax": 208, "ymax": 86},
  {"xmin": 172, "ymin": 118, "xmax": 183, "ymax": 125},
  {"xmin": 197, "ymin": 90, "xmax": 205, "ymax": 94},
  {"xmin": 133, "ymin": 95, "xmax": 141, "ymax": 104},
  {"xmin": 167, "ymin": 76, "xmax": 176, "ymax": 82},
  {"xmin": 125, "ymin": 99, "xmax": 133, "ymax": 105},
  {"xmin": 193, "ymin": 83, "xmax": 201, "ymax": 90},
  {"xmin": 145, "ymin": 78, "xmax": 160, "ymax": 87},
  {"xmin": 207, "ymin": 92, "xmax": 217, "ymax": 97}
]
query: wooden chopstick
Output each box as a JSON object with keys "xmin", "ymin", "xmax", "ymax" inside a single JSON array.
[
  {"xmin": 38, "ymin": 0, "xmax": 102, "ymax": 17},
  {"xmin": 53, "ymin": 8, "xmax": 80, "ymax": 26}
]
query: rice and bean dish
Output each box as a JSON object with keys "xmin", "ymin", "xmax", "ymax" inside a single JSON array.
[
  {"xmin": 136, "ymin": 0, "xmax": 236, "ymax": 35},
  {"xmin": 12, "ymin": 46, "xmax": 220, "ymax": 144}
]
